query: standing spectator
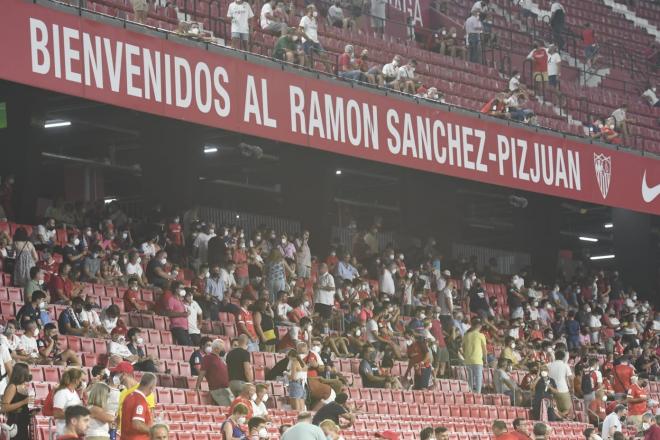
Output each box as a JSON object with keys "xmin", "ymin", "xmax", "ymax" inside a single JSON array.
[
  {"xmin": 196, "ymin": 339, "xmax": 233, "ymax": 406},
  {"xmin": 58, "ymin": 406, "xmax": 91, "ymax": 440},
  {"xmin": 300, "ymin": 5, "xmax": 323, "ymax": 68},
  {"xmin": 314, "ymin": 263, "xmax": 336, "ymax": 321},
  {"xmin": 601, "ymin": 404, "xmax": 626, "ymax": 440},
  {"xmin": 12, "ymin": 227, "xmax": 38, "ymax": 288},
  {"xmin": 582, "ymin": 23, "xmax": 597, "ymax": 68},
  {"xmin": 462, "ymin": 318, "xmax": 487, "ymax": 393},
  {"xmin": 163, "ymin": 284, "xmax": 192, "ymax": 346},
  {"xmin": 465, "ymin": 9, "xmax": 483, "ymax": 63},
  {"xmin": 24, "ymin": 266, "xmax": 47, "ymax": 303},
  {"xmin": 549, "ymin": 1, "xmax": 566, "ymax": 50},
  {"xmin": 612, "ymin": 356, "xmax": 634, "ymax": 396},
  {"xmin": 547, "ymin": 45, "xmax": 561, "ymax": 87},
  {"xmin": 192, "ymin": 224, "xmax": 215, "ymax": 266},
  {"xmin": 527, "ymin": 41, "xmax": 548, "ymax": 83},
  {"xmin": 265, "ymin": 249, "xmax": 293, "ymax": 302},
  {"xmin": 403, "ymin": 329, "xmax": 433, "ymax": 390},
  {"xmin": 2, "ymin": 363, "xmax": 33, "ymax": 439},
  {"xmin": 227, "ymin": 334, "xmax": 254, "ymax": 397},
  {"xmin": 253, "ymin": 298, "xmax": 277, "ymax": 352},
  {"xmin": 627, "ymin": 375, "xmax": 648, "ymax": 429},
  {"xmin": 86, "ymin": 382, "xmax": 116, "ymax": 440},
  {"xmin": 227, "ymin": 0, "xmax": 254, "ymax": 51},
  {"xmin": 237, "ymin": 296, "xmax": 260, "ymax": 352},
  {"xmin": 328, "ymin": 1, "xmax": 350, "ymax": 28},
  {"xmin": 547, "ymin": 350, "xmax": 573, "ymax": 417},
  {"xmin": 120, "ymin": 373, "xmax": 157, "ymax": 440},
  {"xmin": 184, "ymin": 290, "xmax": 203, "ymax": 346},
  {"xmin": 190, "ymin": 336, "xmax": 213, "ymax": 376},
  {"xmin": 53, "ymin": 369, "xmax": 85, "ymax": 436},
  {"xmin": 295, "ymin": 230, "xmax": 311, "ymax": 280},
  {"xmin": 233, "ymin": 239, "xmax": 249, "ymax": 288},
  {"xmin": 286, "ymin": 349, "xmax": 308, "ymax": 411},
  {"xmin": 370, "ymin": 0, "xmax": 387, "ymax": 36},
  {"xmin": 260, "ymin": 0, "xmax": 287, "ymax": 34}
]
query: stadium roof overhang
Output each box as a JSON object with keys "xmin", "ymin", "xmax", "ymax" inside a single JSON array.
[{"xmin": 1, "ymin": 0, "xmax": 659, "ymax": 217}]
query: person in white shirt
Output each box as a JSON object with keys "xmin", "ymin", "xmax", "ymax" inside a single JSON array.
[
  {"xmin": 382, "ymin": 55, "xmax": 402, "ymax": 88},
  {"xmin": 379, "ymin": 264, "xmax": 396, "ymax": 297},
  {"xmin": 35, "ymin": 218, "xmax": 57, "ymax": 246},
  {"xmin": 251, "ymin": 383, "xmax": 271, "ymax": 419},
  {"xmin": 547, "ymin": 350, "xmax": 573, "ymax": 415},
  {"xmin": 547, "ymin": 45, "xmax": 561, "ymax": 87},
  {"xmin": 19, "ymin": 321, "xmax": 40, "ymax": 361},
  {"xmin": 124, "ymin": 251, "xmax": 147, "ymax": 287},
  {"xmin": 642, "ymin": 85, "xmax": 660, "ymax": 107},
  {"xmin": 588, "ymin": 310, "xmax": 603, "ymax": 343},
  {"xmin": 314, "ymin": 263, "xmax": 336, "ymax": 320},
  {"xmin": 397, "ymin": 59, "xmax": 417, "ymax": 94},
  {"xmin": 185, "ymin": 291, "xmax": 203, "ymax": 346},
  {"xmin": 193, "ymin": 224, "xmax": 215, "ymax": 265},
  {"xmin": 227, "ymin": 0, "xmax": 254, "ymax": 50},
  {"xmin": 610, "ymin": 104, "xmax": 629, "ymax": 140},
  {"xmin": 299, "ymin": 5, "xmax": 323, "ymax": 67},
  {"xmin": 53, "ymin": 368, "xmax": 85, "ymax": 435},
  {"xmin": 260, "ymin": 0, "xmax": 286, "ymax": 34},
  {"xmin": 601, "ymin": 404, "xmax": 626, "ymax": 440}
]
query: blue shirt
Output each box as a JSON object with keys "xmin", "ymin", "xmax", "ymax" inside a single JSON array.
[
  {"xmin": 337, "ymin": 262, "xmax": 359, "ymax": 281},
  {"xmin": 205, "ymin": 276, "xmax": 225, "ymax": 302}
]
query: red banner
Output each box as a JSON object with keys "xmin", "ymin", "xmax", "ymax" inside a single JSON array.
[{"xmin": 0, "ymin": 0, "xmax": 659, "ymax": 215}]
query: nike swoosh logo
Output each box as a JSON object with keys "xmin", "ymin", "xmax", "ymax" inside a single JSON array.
[{"xmin": 642, "ymin": 170, "xmax": 660, "ymax": 203}]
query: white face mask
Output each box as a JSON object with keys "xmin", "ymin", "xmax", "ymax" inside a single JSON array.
[
  {"xmin": 261, "ymin": 393, "xmax": 269, "ymax": 402},
  {"xmin": 511, "ymin": 343, "xmax": 516, "ymax": 349},
  {"xmin": 179, "ymin": 289, "xmax": 187, "ymax": 297},
  {"xmin": 312, "ymin": 11, "xmax": 318, "ymax": 17},
  {"xmin": 73, "ymin": 238, "xmax": 80, "ymax": 246},
  {"xmin": 304, "ymin": 301, "xmax": 310, "ymax": 308},
  {"xmin": 238, "ymin": 417, "xmax": 246, "ymax": 425},
  {"xmin": 37, "ymin": 279, "xmax": 44, "ymax": 286},
  {"xmin": 38, "ymin": 301, "xmax": 46, "ymax": 310},
  {"xmin": 602, "ymin": 395, "xmax": 608, "ymax": 401},
  {"xmin": 405, "ymin": 339, "xmax": 414, "ymax": 346},
  {"xmin": 311, "ymin": 345, "xmax": 321, "ymax": 353},
  {"xmin": 642, "ymin": 423, "xmax": 650, "ymax": 431},
  {"xmin": 251, "ymin": 393, "xmax": 258, "ymax": 401},
  {"xmin": 541, "ymin": 371, "xmax": 548, "ymax": 377},
  {"xmin": 355, "ymin": 329, "xmax": 361, "ymax": 336},
  {"xmin": 112, "ymin": 375, "xmax": 121, "ymax": 386},
  {"xmin": 204, "ymin": 346, "xmax": 213, "ymax": 354},
  {"xmin": 136, "ymin": 337, "xmax": 144, "ymax": 345},
  {"xmin": 160, "ymin": 258, "xmax": 167, "ymax": 265},
  {"xmin": 258, "ymin": 427, "xmax": 269, "ymax": 438}
]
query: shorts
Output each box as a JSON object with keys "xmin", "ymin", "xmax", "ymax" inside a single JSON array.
[
  {"xmin": 554, "ymin": 392, "xmax": 572, "ymax": 413},
  {"xmin": 210, "ymin": 388, "xmax": 234, "ymax": 406},
  {"xmin": 584, "ymin": 44, "xmax": 597, "ymax": 60},
  {"xmin": 231, "ymin": 32, "xmax": 249, "ymax": 41},
  {"xmin": 288, "ymin": 380, "xmax": 307, "ymax": 399},
  {"xmin": 303, "ymin": 40, "xmax": 322, "ymax": 55},
  {"xmin": 533, "ymin": 71, "xmax": 548, "ymax": 82},
  {"xmin": 548, "ymin": 75, "xmax": 558, "ymax": 86}
]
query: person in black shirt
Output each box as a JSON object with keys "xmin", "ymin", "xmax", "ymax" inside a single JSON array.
[
  {"xmin": 226, "ymin": 334, "xmax": 253, "ymax": 397},
  {"xmin": 507, "ymin": 282, "xmax": 526, "ymax": 320},
  {"xmin": 190, "ymin": 336, "xmax": 214, "ymax": 376},
  {"xmin": 16, "ymin": 290, "xmax": 46, "ymax": 330},
  {"xmin": 469, "ymin": 280, "xmax": 492, "ymax": 320},
  {"xmin": 146, "ymin": 250, "xmax": 175, "ymax": 289},
  {"xmin": 312, "ymin": 392, "xmax": 354, "ymax": 427},
  {"xmin": 126, "ymin": 327, "xmax": 158, "ymax": 372}
]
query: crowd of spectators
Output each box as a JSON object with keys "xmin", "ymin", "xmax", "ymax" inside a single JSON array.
[{"xmin": 0, "ymin": 195, "xmax": 658, "ymax": 439}]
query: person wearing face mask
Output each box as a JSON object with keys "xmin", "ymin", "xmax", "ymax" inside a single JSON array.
[
  {"xmin": 265, "ymin": 249, "xmax": 295, "ymax": 303},
  {"xmin": 120, "ymin": 372, "xmax": 158, "ymax": 440},
  {"xmin": 80, "ymin": 245, "xmax": 102, "ymax": 283},
  {"xmin": 190, "ymin": 336, "xmax": 214, "ymax": 376},
  {"xmin": 612, "ymin": 356, "xmax": 635, "ymax": 396},
  {"xmin": 382, "ymin": 55, "xmax": 402, "ymax": 89},
  {"xmin": 58, "ymin": 297, "xmax": 91, "ymax": 337},
  {"xmin": 601, "ymin": 404, "xmax": 627, "ymax": 440},
  {"xmin": 229, "ymin": 383, "xmax": 257, "ymax": 421},
  {"xmin": 588, "ymin": 389, "xmax": 608, "ymax": 425},
  {"xmin": 247, "ymin": 416, "xmax": 269, "ymax": 440},
  {"xmin": 162, "ymin": 284, "xmax": 192, "ymax": 346},
  {"xmin": 250, "ymin": 384, "xmax": 271, "ymax": 420},
  {"xmin": 627, "ymin": 375, "xmax": 648, "ymax": 428},
  {"xmin": 16, "ymin": 289, "xmax": 47, "ymax": 329},
  {"xmin": 124, "ymin": 252, "xmax": 148, "ymax": 288},
  {"xmin": 192, "ymin": 223, "xmax": 215, "ymax": 265},
  {"xmin": 24, "ymin": 266, "xmax": 48, "ymax": 303},
  {"xmin": 299, "ymin": 5, "xmax": 323, "ymax": 68},
  {"xmin": 125, "ymin": 328, "xmax": 158, "ymax": 373},
  {"xmin": 403, "ymin": 329, "xmax": 433, "ymax": 390},
  {"xmin": 641, "ymin": 413, "xmax": 660, "ymax": 440},
  {"xmin": 396, "ymin": 59, "xmax": 418, "ymax": 94},
  {"xmin": 146, "ymin": 250, "xmax": 176, "ymax": 289},
  {"xmin": 232, "ymin": 238, "xmax": 250, "ymax": 288},
  {"xmin": 50, "ymin": 263, "xmax": 83, "ymax": 305},
  {"xmin": 37, "ymin": 322, "xmax": 82, "ymax": 367},
  {"xmin": 531, "ymin": 365, "xmax": 558, "ymax": 420}
]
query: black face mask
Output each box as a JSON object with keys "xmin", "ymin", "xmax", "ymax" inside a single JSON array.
[{"xmin": 27, "ymin": 374, "xmax": 33, "ymax": 382}]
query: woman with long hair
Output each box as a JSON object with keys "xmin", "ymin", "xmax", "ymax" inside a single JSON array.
[
  {"xmin": 221, "ymin": 403, "xmax": 248, "ymax": 440},
  {"xmin": 253, "ymin": 298, "xmax": 277, "ymax": 353},
  {"xmin": 12, "ymin": 227, "xmax": 38, "ymax": 288},
  {"xmin": 265, "ymin": 249, "xmax": 294, "ymax": 302},
  {"xmin": 286, "ymin": 349, "xmax": 308, "ymax": 411},
  {"xmin": 52, "ymin": 368, "xmax": 84, "ymax": 435},
  {"xmin": 1, "ymin": 363, "xmax": 34, "ymax": 439},
  {"xmin": 86, "ymin": 382, "xmax": 116, "ymax": 440}
]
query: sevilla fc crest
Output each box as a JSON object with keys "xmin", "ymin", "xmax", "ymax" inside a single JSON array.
[{"xmin": 593, "ymin": 153, "xmax": 611, "ymax": 199}]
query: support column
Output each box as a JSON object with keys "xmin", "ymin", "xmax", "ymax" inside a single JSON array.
[{"xmin": 522, "ymin": 194, "xmax": 561, "ymax": 283}]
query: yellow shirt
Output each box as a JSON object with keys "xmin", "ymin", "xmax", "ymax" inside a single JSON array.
[
  {"xmin": 500, "ymin": 347, "xmax": 518, "ymax": 366},
  {"xmin": 117, "ymin": 384, "xmax": 156, "ymax": 427},
  {"xmin": 462, "ymin": 329, "xmax": 487, "ymax": 365}
]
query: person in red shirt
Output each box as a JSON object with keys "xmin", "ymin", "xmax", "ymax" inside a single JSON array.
[
  {"xmin": 124, "ymin": 277, "xmax": 150, "ymax": 313},
  {"xmin": 612, "ymin": 357, "xmax": 634, "ymax": 395},
  {"xmin": 338, "ymin": 45, "xmax": 363, "ymax": 81},
  {"xmin": 237, "ymin": 296, "xmax": 259, "ymax": 351},
  {"xmin": 233, "ymin": 241, "xmax": 249, "ymax": 288},
  {"xmin": 588, "ymin": 389, "xmax": 608, "ymax": 425},
  {"xmin": 162, "ymin": 282, "xmax": 191, "ymax": 346},
  {"xmin": 195, "ymin": 338, "xmax": 232, "ymax": 406},
  {"xmin": 121, "ymin": 373, "xmax": 157, "ymax": 440},
  {"xmin": 627, "ymin": 375, "xmax": 648, "ymax": 428},
  {"xmin": 326, "ymin": 249, "xmax": 339, "ymax": 274},
  {"xmin": 57, "ymin": 405, "xmax": 90, "ymax": 440},
  {"xmin": 493, "ymin": 420, "xmax": 522, "ymax": 440},
  {"xmin": 480, "ymin": 94, "xmax": 508, "ymax": 118},
  {"xmin": 49, "ymin": 263, "xmax": 81, "ymax": 304},
  {"xmin": 582, "ymin": 23, "xmax": 597, "ymax": 67},
  {"xmin": 512, "ymin": 418, "xmax": 532, "ymax": 440},
  {"xmin": 526, "ymin": 41, "xmax": 548, "ymax": 82},
  {"xmin": 228, "ymin": 382, "xmax": 255, "ymax": 419},
  {"xmin": 403, "ymin": 329, "xmax": 432, "ymax": 390},
  {"xmin": 643, "ymin": 414, "xmax": 660, "ymax": 440}
]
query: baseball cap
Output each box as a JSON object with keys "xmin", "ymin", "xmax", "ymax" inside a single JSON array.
[{"xmin": 110, "ymin": 361, "xmax": 134, "ymax": 374}]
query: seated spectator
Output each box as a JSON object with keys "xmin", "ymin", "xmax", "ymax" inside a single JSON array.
[
  {"xmin": 359, "ymin": 345, "xmax": 401, "ymax": 389},
  {"xmin": 610, "ymin": 104, "xmax": 630, "ymax": 140},
  {"xmin": 642, "ymin": 84, "xmax": 659, "ymax": 107},
  {"xmin": 230, "ymin": 382, "xmax": 256, "ymax": 420},
  {"xmin": 505, "ymin": 92, "xmax": 536, "ymax": 123},
  {"xmin": 58, "ymin": 297, "xmax": 91, "ymax": 337},
  {"xmin": 273, "ymin": 27, "xmax": 303, "ymax": 64},
  {"xmin": 600, "ymin": 117, "xmax": 622, "ymax": 144},
  {"xmin": 97, "ymin": 304, "xmax": 121, "ymax": 336},
  {"xmin": 146, "ymin": 250, "xmax": 175, "ymax": 289},
  {"xmin": 425, "ymin": 87, "xmax": 445, "ymax": 103},
  {"xmin": 124, "ymin": 251, "xmax": 147, "ymax": 287},
  {"xmin": 50, "ymin": 263, "xmax": 83, "ymax": 304},
  {"xmin": 261, "ymin": 0, "xmax": 287, "ymax": 34},
  {"xmin": 357, "ymin": 50, "xmax": 384, "ymax": 86},
  {"xmin": 222, "ymin": 403, "xmax": 249, "ymax": 439},
  {"xmin": 123, "ymin": 276, "xmax": 151, "ymax": 313},
  {"xmin": 251, "ymin": 383, "xmax": 271, "ymax": 420},
  {"xmin": 397, "ymin": 60, "xmax": 418, "ymax": 94},
  {"xmin": 34, "ymin": 217, "xmax": 57, "ymax": 249},
  {"xmin": 16, "ymin": 290, "xmax": 47, "ymax": 329},
  {"xmin": 0, "ymin": 320, "xmax": 28, "ymax": 362},
  {"xmin": 37, "ymin": 322, "xmax": 81, "ymax": 366},
  {"xmin": 126, "ymin": 327, "xmax": 158, "ymax": 372},
  {"xmin": 480, "ymin": 93, "xmax": 508, "ymax": 118},
  {"xmin": 382, "ymin": 56, "xmax": 402, "ymax": 90},
  {"xmin": 62, "ymin": 233, "xmax": 86, "ymax": 269}
]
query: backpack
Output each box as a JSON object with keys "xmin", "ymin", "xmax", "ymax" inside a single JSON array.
[
  {"xmin": 41, "ymin": 387, "xmax": 55, "ymax": 417},
  {"xmin": 581, "ymin": 370, "xmax": 594, "ymax": 395}
]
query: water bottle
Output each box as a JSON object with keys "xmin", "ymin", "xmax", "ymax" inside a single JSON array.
[{"xmin": 109, "ymin": 428, "xmax": 117, "ymax": 440}]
